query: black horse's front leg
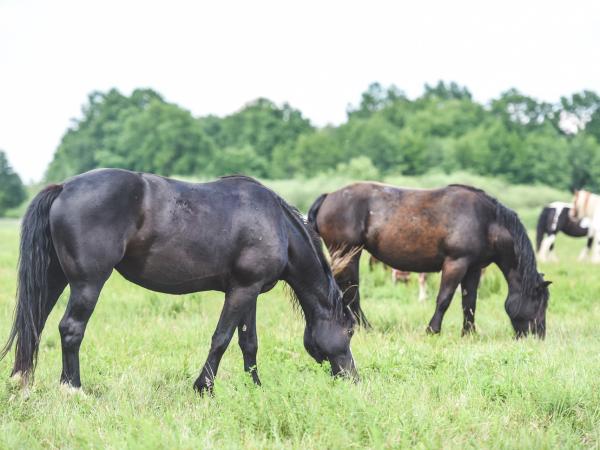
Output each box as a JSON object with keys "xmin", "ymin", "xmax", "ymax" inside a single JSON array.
[
  {"xmin": 194, "ymin": 285, "xmax": 259, "ymax": 395},
  {"xmin": 237, "ymin": 299, "xmax": 261, "ymax": 386}
]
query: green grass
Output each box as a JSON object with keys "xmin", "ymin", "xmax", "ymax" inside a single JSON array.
[{"xmin": 1, "ymin": 211, "xmax": 599, "ymax": 448}]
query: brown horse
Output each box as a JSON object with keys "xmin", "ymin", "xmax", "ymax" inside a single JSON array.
[{"xmin": 308, "ymin": 182, "xmax": 550, "ymax": 337}]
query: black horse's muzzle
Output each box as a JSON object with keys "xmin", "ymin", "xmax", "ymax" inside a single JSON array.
[{"xmin": 329, "ymin": 350, "xmax": 359, "ymax": 382}]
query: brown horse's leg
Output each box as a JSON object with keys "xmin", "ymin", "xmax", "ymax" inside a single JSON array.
[
  {"xmin": 461, "ymin": 267, "xmax": 482, "ymax": 336},
  {"xmin": 426, "ymin": 258, "xmax": 469, "ymax": 334},
  {"xmin": 237, "ymin": 298, "xmax": 261, "ymax": 386},
  {"xmin": 335, "ymin": 250, "xmax": 370, "ymax": 328},
  {"xmin": 195, "ymin": 285, "xmax": 260, "ymax": 395}
]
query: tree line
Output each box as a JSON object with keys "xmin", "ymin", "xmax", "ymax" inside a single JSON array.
[
  {"xmin": 44, "ymin": 82, "xmax": 600, "ymax": 191},
  {"xmin": 3, "ymin": 81, "xmax": 600, "ymax": 216}
]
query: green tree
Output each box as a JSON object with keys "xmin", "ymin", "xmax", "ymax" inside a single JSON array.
[
  {"xmin": 347, "ymin": 83, "xmax": 406, "ymax": 119},
  {"xmin": 204, "ymin": 98, "xmax": 314, "ymax": 176},
  {"xmin": 0, "ymin": 151, "xmax": 26, "ymax": 216},
  {"xmin": 117, "ymin": 100, "xmax": 215, "ymax": 175},
  {"xmin": 46, "ymin": 88, "xmax": 165, "ymax": 180},
  {"xmin": 491, "ymin": 89, "xmax": 554, "ymax": 133}
]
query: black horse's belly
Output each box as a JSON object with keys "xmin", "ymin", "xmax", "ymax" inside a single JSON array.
[{"xmin": 115, "ymin": 253, "xmax": 226, "ymax": 294}]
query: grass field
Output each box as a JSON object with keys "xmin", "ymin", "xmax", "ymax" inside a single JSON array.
[{"xmin": 0, "ymin": 182, "xmax": 599, "ymax": 448}]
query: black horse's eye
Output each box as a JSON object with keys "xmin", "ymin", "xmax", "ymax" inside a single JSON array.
[{"xmin": 347, "ymin": 328, "xmax": 354, "ymax": 337}]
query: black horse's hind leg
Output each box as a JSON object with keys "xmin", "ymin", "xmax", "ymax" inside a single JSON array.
[
  {"xmin": 336, "ymin": 250, "xmax": 370, "ymax": 328},
  {"xmin": 59, "ymin": 277, "xmax": 108, "ymax": 388},
  {"xmin": 237, "ymin": 299, "xmax": 261, "ymax": 385},
  {"xmin": 460, "ymin": 267, "xmax": 482, "ymax": 336},
  {"xmin": 426, "ymin": 258, "xmax": 469, "ymax": 334},
  {"xmin": 195, "ymin": 285, "xmax": 260, "ymax": 395}
]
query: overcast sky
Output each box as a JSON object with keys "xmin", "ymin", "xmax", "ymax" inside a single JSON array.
[{"xmin": 1, "ymin": 0, "xmax": 599, "ymax": 182}]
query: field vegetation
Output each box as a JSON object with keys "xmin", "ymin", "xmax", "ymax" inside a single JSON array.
[{"xmin": 0, "ymin": 178, "xmax": 598, "ymax": 449}]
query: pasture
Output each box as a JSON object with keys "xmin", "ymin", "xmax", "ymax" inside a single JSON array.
[{"xmin": 0, "ymin": 179, "xmax": 599, "ymax": 448}]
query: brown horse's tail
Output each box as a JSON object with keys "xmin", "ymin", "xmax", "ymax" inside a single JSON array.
[
  {"xmin": 0, "ymin": 184, "xmax": 64, "ymax": 384},
  {"xmin": 307, "ymin": 193, "xmax": 328, "ymax": 234}
]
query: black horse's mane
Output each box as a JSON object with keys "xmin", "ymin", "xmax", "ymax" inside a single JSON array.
[
  {"xmin": 449, "ymin": 184, "xmax": 545, "ymax": 303},
  {"xmin": 220, "ymin": 175, "xmax": 344, "ymax": 319}
]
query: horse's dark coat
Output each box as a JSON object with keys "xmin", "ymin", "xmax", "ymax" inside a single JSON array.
[
  {"xmin": 1, "ymin": 169, "xmax": 357, "ymax": 392},
  {"xmin": 308, "ymin": 182, "xmax": 550, "ymax": 337}
]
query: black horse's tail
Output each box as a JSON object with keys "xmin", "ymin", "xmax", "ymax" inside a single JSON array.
[
  {"xmin": 0, "ymin": 184, "xmax": 64, "ymax": 383},
  {"xmin": 536, "ymin": 207, "xmax": 551, "ymax": 251},
  {"xmin": 307, "ymin": 193, "xmax": 328, "ymax": 233}
]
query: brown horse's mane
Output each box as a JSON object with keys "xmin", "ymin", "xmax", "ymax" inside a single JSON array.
[
  {"xmin": 220, "ymin": 174, "xmax": 344, "ymax": 319},
  {"xmin": 449, "ymin": 184, "xmax": 545, "ymax": 303}
]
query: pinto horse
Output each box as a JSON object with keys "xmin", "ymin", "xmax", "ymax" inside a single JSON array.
[
  {"xmin": 308, "ymin": 182, "xmax": 550, "ymax": 337},
  {"xmin": 1, "ymin": 169, "xmax": 357, "ymax": 394},
  {"xmin": 536, "ymin": 202, "xmax": 591, "ymax": 262}
]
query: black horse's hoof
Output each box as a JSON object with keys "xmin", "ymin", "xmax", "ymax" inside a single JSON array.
[
  {"xmin": 426, "ymin": 326, "xmax": 440, "ymax": 335},
  {"xmin": 193, "ymin": 377, "xmax": 214, "ymax": 396},
  {"xmin": 461, "ymin": 325, "xmax": 477, "ymax": 336}
]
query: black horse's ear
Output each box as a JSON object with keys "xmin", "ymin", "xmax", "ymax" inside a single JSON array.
[{"xmin": 541, "ymin": 280, "xmax": 552, "ymax": 288}]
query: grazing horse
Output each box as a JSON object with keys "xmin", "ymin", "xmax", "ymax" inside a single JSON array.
[
  {"xmin": 0, "ymin": 169, "xmax": 357, "ymax": 394},
  {"xmin": 536, "ymin": 202, "xmax": 592, "ymax": 262},
  {"xmin": 308, "ymin": 183, "xmax": 550, "ymax": 337},
  {"xmin": 571, "ymin": 189, "xmax": 600, "ymax": 263},
  {"xmin": 368, "ymin": 256, "xmax": 428, "ymax": 301}
]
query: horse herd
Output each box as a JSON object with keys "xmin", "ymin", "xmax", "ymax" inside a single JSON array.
[{"xmin": 0, "ymin": 168, "xmax": 594, "ymax": 395}]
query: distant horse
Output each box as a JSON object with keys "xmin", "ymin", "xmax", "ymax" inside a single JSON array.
[
  {"xmin": 536, "ymin": 202, "xmax": 592, "ymax": 262},
  {"xmin": 368, "ymin": 256, "xmax": 428, "ymax": 301},
  {"xmin": 1, "ymin": 169, "xmax": 357, "ymax": 394},
  {"xmin": 571, "ymin": 189, "xmax": 600, "ymax": 263},
  {"xmin": 308, "ymin": 183, "xmax": 550, "ymax": 337}
]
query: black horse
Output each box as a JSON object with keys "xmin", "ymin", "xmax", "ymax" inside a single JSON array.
[
  {"xmin": 1, "ymin": 169, "xmax": 357, "ymax": 394},
  {"xmin": 536, "ymin": 202, "xmax": 591, "ymax": 262},
  {"xmin": 308, "ymin": 183, "xmax": 550, "ymax": 337}
]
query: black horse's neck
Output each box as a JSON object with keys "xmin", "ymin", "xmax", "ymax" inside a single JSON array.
[{"xmin": 284, "ymin": 226, "xmax": 340, "ymax": 323}]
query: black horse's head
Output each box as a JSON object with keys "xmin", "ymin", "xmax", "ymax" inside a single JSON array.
[
  {"xmin": 505, "ymin": 273, "xmax": 551, "ymax": 339},
  {"xmin": 303, "ymin": 296, "xmax": 358, "ymax": 380}
]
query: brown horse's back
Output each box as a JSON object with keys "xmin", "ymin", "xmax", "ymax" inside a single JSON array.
[{"xmin": 317, "ymin": 183, "xmax": 494, "ymax": 273}]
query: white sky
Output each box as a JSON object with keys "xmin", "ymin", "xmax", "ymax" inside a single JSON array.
[{"xmin": 1, "ymin": 0, "xmax": 599, "ymax": 182}]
